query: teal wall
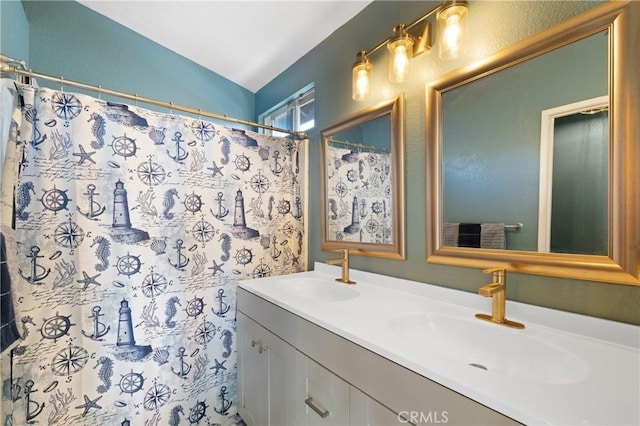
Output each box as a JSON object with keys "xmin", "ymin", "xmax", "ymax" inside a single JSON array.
[
  {"xmin": 0, "ymin": 0, "xmax": 29, "ymax": 61},
  {"xmin": 3, "ymin": 1, "xmax": 253, "ymax": 121},
  {"xmin": 257, "ymin": 0, "xmax": 640, "ymax": 325}
]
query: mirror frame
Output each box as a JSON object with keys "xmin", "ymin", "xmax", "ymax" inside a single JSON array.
[
  {"xmin": 321, "ymin": 94, "xmax": 406, "ymax": 259},
  {"xmin": 426, "ymin": 2, "xmax": 639, "ymax": 285}
]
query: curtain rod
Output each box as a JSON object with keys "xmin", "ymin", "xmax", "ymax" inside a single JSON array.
[
  {"xmin": 0, "ymin": 55, "xmax": 308, "ymax": 140},
  {"xmin": 328, "ymin": 137, "xmax": 390, "ymax": 154}
]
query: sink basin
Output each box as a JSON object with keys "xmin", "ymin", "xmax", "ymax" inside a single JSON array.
[
  {"xmin": 273, "ymin": 277, "xmax": 359, "ymax": 302},
  {"xmin": 388, "ymin": 312, "xmax": 589, "ymax": 384}
]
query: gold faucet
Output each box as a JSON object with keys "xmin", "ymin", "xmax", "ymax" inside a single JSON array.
[
  {"xmin": 326, "ymin": 249, "xmax": 356, "ymax": 284},
  {"xmin": 475, "ymin": 268, "xmax": 524, "ymax": 329}
]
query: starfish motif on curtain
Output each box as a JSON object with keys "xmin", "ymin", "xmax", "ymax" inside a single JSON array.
[
  {"xmin": 76, "ymin": 394, "xmax": 103, "ymax": 416},
  {"xmin": 73, "ymin": 144, "xmax": 97, "ymax": 165}
]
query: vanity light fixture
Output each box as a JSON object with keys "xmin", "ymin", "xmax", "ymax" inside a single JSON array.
[{"xmin": 351, "ymin": 0, "xmax": 469, "ymax": 101}]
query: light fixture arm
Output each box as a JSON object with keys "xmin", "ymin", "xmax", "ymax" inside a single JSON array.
[{"xmin": 360, "ymin": 3, "xmax": 443, "ymax": 58}]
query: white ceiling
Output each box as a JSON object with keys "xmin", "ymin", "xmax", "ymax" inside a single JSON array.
[{"xmin": 78, "ymin": 0, "xmax": 372, "ymax": 93}]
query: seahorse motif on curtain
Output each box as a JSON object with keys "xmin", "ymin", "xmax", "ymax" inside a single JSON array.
[
  {"xmin": 0, "ymin": 79, "xmax": 306, "ymax": 425},
  {"xmin": 325, "ymin": 145, "xmax": 392, "ymax": 244}
]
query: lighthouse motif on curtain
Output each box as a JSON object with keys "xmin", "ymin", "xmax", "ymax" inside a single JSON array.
[
  {"xmin": 0, "ymin": 78, "xmax": 306, "ymax": 426},
  {"xmin": 112, "ymin": 180, "xmax": 150, "ymax": 243}
]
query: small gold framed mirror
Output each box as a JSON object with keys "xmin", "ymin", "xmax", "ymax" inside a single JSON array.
[{"xmin": 321, "ymin": 95, "xmax": 405, "ymax": 259}]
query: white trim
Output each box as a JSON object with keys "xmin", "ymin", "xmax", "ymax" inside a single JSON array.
[{"xmin": 537, "ymin": 95, "xmax": 608, "ymax": 252}]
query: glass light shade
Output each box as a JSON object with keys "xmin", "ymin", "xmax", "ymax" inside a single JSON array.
[
  {"xmin": 437, "ymin": 1, "xmax": 469, "ymax": 60},
  {"xmin": 387, "ymin": 25, "xmax": 414, "ymax": 83},
  {"xmin": 352, "ymin": 52, "xmax": 372, "ymax": 101}
]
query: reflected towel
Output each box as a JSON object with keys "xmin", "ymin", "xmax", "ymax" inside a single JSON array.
[
  {"xmin": 442, "ymin": 222, "xmax": 507, "ymax": 249},
  {"xmin": 481, "ymin": 223, "xmax": 506, "ymax": 249},
  {"xmin": 442, "ymin": 222, "xmax": 459, "ymax": 246}
]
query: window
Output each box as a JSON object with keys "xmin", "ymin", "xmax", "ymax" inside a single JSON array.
[{"xmin": 260, "ymin": 85, "xmax": 314, "ymax": 137}]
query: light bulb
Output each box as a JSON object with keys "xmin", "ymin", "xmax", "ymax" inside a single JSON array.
[
  {"xmin": 352, "ymin": 51, "xmax": 372, "ymax": 101},
  {"xmin": 443, "ymin": 14, "xmax": 461, "ymax": 55},
  {"xmin": 388, "ymin": 25, "xmax": 414, "ymax": 83},
  {"xmin": 391, "ymin": 45, "xmax": 410, "ymax": 83},
  {"xmin": 437, "ymin": 1, "xmax": 469, "ymax": 60}
]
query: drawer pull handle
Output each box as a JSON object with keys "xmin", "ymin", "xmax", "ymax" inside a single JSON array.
[
  {"xmin": 251, "ymin": 339, "xmax": 260, "ymax": 348},
  {"xmin": 258, "ymin": 345, "xmax": 267, "ymax": 354},
  {"xmin": 305, "ymin": 397, "xmax": 329, "ymax": 419}
]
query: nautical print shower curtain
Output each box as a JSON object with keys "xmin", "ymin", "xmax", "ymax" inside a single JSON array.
[
  {"xmin": 0, "ymin": 78, "xmax": 306, "ymax": 425},
  {"xmin": 325, "ymin": 145, "xmax": 392, "ymax": 244}
]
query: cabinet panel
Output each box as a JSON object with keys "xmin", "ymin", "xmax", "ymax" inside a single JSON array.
[
  {"xmin": 237, "ymin": 312, "xmax": 296, "ymax": 426},
  {"xmin": 350, "ymin": 386, "xmax": 409, "ymax": 426},
  {"xmin": 296, "ymin": 351, "xmax": 350, "ymax": 425},
  {"xmin": 238, "ymin": 312, "xmax": 268, "ymax": 425}
]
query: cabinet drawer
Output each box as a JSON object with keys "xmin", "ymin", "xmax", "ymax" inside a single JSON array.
[{"xmin": 296, "ymin": 351, "xmax": 349, "ymax": 425}]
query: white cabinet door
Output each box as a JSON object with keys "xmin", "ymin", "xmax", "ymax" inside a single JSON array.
[
  {"xmin": 350, "ymin": 386, "xmax": 410, "ymax": 426},
  {"xmin": 238, "ymin": 312, "xmax": 268, "ymax": 425},
  {"xmin": 295, "ymin": 351, "xmax": 350, "ymax": 426},
  {"xmin": 237, "ymin": 312, "xmax": 296, "ymax": 426}
]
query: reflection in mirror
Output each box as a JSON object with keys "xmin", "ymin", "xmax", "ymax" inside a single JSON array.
[
  {"xmin": 321, "ymin": 95, "xmax": 405, "ymax": 259},
  {"xmin": 538, "ymin": 96, "xmax": 608, "ymax": 255},
  {"xmin": 426, "ymin": 2, "xmax": 639, "ymax": 285},
  {"xmin": 440, "ymin": 30, "xmax": 607, "ymax": 253}
]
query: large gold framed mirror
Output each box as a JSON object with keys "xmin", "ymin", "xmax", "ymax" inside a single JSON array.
[
  {"xmin": 321, "ymin": 95, "xmax": 405, "ymax": 259},
  {"xmin": 426, "ymin": 2, "xmax": 639, "ymax": 285}
]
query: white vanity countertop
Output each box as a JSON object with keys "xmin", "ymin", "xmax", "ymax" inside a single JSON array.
[{"xmin": 238, "ymin": 262, "xmax": 640, "ymax": 425}]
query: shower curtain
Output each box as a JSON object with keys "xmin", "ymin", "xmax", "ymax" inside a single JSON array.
[
  {"xmin": 325, "ymin": 145, "xmax": 392, "ymax": 244},
  {"xmin": 0, "ymin": 78, "xmax": 306, "ymax": 425}
]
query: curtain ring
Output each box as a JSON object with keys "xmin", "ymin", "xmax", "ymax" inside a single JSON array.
[
  {"xmin": 97, "ymin": 85, "xmax": 102, "ymax": 100},
  {"xmin": 60, "ymin": 76, "xmax": 64, "ymax": 92},
  {"xmin": 198, "ymin": 108, "xmax": 201, "ymax": 120},
  {"xmin": 134, "ymin": 94, "xmax": 138, "ymax": 107},
  {"xmin": 169, "ymin": 102, "xmax": 173, "ymax": 115}
]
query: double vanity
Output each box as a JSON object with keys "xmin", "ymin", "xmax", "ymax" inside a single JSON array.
[{"xmin": 237, "ymin": 262, "xmax": 639, "ymax": 425}]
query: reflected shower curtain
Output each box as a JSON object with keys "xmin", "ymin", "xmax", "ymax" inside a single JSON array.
[
  {"xmin": 325, "ymin": 145, "xmax": 392, "ymax": 244},
  {"xmin": 0, "ymin": 79, "xmax": 306, "ymax": 425}
]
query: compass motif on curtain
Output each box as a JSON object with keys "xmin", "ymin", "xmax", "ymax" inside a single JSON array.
[
  {"xmin": 137, "ymin": 158, "xmax": 167, "ymax": 186},
  {"xmin": 192, "ymin": 218, "xmax": 215, "ymax": 245},
  {"xmin": 252, "ymin": 260, "xmax": 271, "ymax": 279},
  {"xmin": 194, "ymin": 319, "xmax": 216, "ymax": 345},
  {"xmin": 365, "ymin": 218, "xmax": 379, "ymax": 235},
  {"xmin": 191, "ymin": 120, "xmax": 216, "ymax": 142},
  {"xmin": 51, "ymin": 343, "xmax": 89, "ymax": 376},
  {"xmin": 54, "ymin": 218, "xmax": 85, "ymax": 250},
  {"xmin": 141, "ymin": 271, "xmax": 168, "ymax": 298},
  {"xmin": 250, "ymin": 171, "xmax": 270, "ymax": 194},
  {"xmin": 143, "ymin": 383, "xmax": 171, "ymax": 411},
  {"xmin": 333, "ymin": 180, "xmax": 348, "ymax": 198},
  {"xmin": 51, "ymin": 92, "xmax": 82, "ymax": 121}
]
